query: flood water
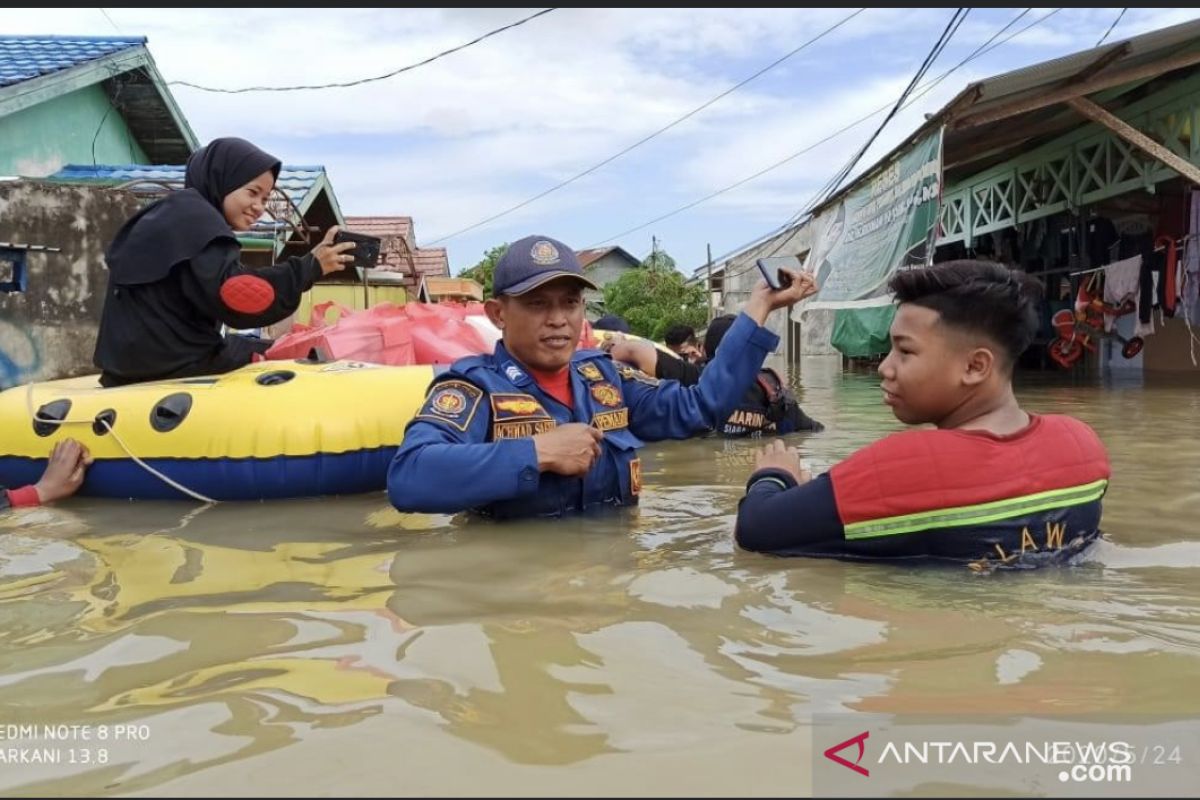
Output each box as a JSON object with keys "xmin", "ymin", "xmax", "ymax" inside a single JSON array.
[{"xmin": 1, "ymin": 357, "xmax": 1198, "ymax": 796}]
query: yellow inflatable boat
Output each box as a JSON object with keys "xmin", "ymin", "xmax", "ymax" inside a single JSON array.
[{"xmin": 0, "ymin": 361, "xmax": 435, "ymax": 501}]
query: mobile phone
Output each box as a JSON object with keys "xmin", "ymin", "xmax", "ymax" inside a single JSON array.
[
  {"xmin": 756, "ymin": 256, "xmax": 801, "ymax": 290},
  {"xmin": 333, "ymin": 230, "xmax": 382, "ymax": 270}
]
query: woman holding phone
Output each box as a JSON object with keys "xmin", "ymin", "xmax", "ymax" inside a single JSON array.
[{"xmin": 93, "ymin": 137, "xmax": 356, "ymax": 386}]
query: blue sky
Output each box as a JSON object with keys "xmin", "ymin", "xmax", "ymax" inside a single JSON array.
[{"xmin": 4, "ymin": 8, "xmax": 1199, "ymax": 274}]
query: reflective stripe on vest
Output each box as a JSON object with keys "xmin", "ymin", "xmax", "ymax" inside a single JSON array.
[{"xmin": 843, "ymin": 478, "xmax": 1109, "ymax": 540}]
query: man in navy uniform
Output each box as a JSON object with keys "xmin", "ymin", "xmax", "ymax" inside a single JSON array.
[{"xmin": 387, "ymin": 234, "xmax": 815, "ymax": 519}]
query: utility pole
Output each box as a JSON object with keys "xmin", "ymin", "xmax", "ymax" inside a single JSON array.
[
  {"xmin": 651, "ymin": 235, "xmax": 660, "ymax": 270},
  {"xmin": 706, "ymin": 242, "xmax": 714, "ymax": 323}
]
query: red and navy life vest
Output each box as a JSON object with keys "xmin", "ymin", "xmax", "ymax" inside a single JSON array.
[{"xmin": 829, "ymin": 415, "xmax": 1111, "ymax": 568}]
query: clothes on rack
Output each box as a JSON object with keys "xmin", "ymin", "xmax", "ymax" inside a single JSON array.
[
  {"xmin": 1102, "ymin": 255, "xmax": 1141, "ymax": 332},
  {"xmin": 1137, "ymin": 256, "xmax": 1159, "ymax": 338}
]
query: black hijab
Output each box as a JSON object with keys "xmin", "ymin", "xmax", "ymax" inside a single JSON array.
[{"xmin": 104, "ymin": 137, "xmax": 282, "ymax": 284}]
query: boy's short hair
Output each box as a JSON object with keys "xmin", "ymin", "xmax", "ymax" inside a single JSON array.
[
  {"xmin": 703, "ymin": 314, "xmax": 738, "ymax": 357},
  {"xmin": 664, "ymin": 324, "xmax": 697, "ymax": 348},
  {"xmin": 888, "ymin": 260, "xmax": 1043, "ymax": 367}
]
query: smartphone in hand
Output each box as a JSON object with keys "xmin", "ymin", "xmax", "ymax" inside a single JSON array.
[
  {"xmin": 333, "ymin": 230, "xmax": 383, "ymax": 270},
  {"xmin": 756, "ymin": 255, "xmax": 803, "ymax": 290}
]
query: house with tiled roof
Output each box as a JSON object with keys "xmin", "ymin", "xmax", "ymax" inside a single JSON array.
[
  {"xmin": 575, "ymin": 245, "xmax": 641, "ymax": 317},
  {"xmin": 344, "ymin": 215, "xmax": 449, "ymax": 295},
  {"xmin": 418, "ymin": 276, "xmax": 482, "ymax": 303},
  {"xmin": 0, "ymin": 35, "xmax": 196, "ymax": 176}
]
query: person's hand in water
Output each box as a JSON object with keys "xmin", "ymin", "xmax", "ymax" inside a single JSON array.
[
  {"xmin": 35, "ymin": 439, "xmax": 93, "ymax": 503},
  {"xmin": 754, "ymin": 439, "xmax": 810, "ymax": 485}
]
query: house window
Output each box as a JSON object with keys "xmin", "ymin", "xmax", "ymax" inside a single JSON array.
[{"xmin": 0, "ymin": 249, "xmax": 28, "ymax": 294}]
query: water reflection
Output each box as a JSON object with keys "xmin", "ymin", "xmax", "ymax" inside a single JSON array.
[{"xmin": 0, "ymin": 360, "xmax": 1197, "ymax": 794}]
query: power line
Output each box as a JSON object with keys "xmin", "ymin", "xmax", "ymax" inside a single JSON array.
[
  {"xmin": 753, "ymin": 7, "xmax": 1040, "ymax": 264},
  {"xmin": 594, "ymin": 9, "xmax": 1033, "ymax": 250},
  {"xmin": 168, "ymin": 8, "xmax": 557, "ymax": 93},
  {"xmin": 97, "ymin": 8, "xmax": 121, "ymax": 32},
  {"xmin": 808, "ymin": 8, "xmax": 968, "ymax": 213},
  {"xmin": 590, "ymin": 7, "xmax": 1057, "ymax": 256},
  {"xmin": 1096, "ymin": 8, "xmax": 1127, "ymax": 47},
  {"xmin": 427, "ymin": 8, "xmax": 868, "ymax": 245},
  {"xmin": 745, "ymin": 7, "xmax": 968, "ymax": 266}
]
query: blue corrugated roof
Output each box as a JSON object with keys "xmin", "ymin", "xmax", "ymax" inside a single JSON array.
[
  {"xmin": 0, "ymin": 35, "xmax": 147, "ymax": 88},
  {"xmin": 50, "ymin": 163, "xmax": 328, "ymax": 239},
  {"xmin": 52, "ymin": 163, "xmax": 324, "ymax": 200}
]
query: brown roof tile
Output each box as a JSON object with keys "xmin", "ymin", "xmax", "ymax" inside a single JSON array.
[
  {"xmin": 422, "ymin": 276, "xmax": 482, "ymax": 301},
  {"xmin": 413, "ymin": 247, "xmax": 448, "ymax": 276},
  {"xmin": 576, "ymin": 247, "xmax": 615, "ymax": 269},
  {"xmin": 344, "ymin": 216, "xmax": 416, "ymax": 253}
]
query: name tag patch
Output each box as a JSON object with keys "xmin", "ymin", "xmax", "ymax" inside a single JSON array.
[
  {"xmin": 493, "ymin": 419, "xmax": 557, "ymax": 439},
  {"xmin": 592, "ymin": 408, "xmax": 629, "ymax": 431}
]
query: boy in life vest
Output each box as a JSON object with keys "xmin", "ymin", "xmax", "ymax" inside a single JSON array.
[{"xmin": 736, "ymin": 260, "xmax": 1110, "ymax": 569}]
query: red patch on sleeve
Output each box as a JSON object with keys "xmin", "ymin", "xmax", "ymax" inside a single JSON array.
[
  {"xmin": 8, "ymin": 485, "xmax": 41, "ymax": 507},
  {"xmin": 219, "ymin": 275, "xmax": 275, "ymax": 315}
]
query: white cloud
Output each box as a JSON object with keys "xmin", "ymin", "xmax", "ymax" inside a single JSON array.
[{"xmin": 3, "ymin": 7, "xmax": 1199, "ymax": 270}]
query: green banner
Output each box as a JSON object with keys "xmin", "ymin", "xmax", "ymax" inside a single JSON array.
[{"xmin": 804, "ymin": 128, "xmax": 943, "ymax": 309}]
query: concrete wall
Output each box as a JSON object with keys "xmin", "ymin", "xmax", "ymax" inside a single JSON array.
[
  {"xmin": 1141, "ymin": 315, "xmax": 1200, "ymax": 374},
  {"xmin": 797, "ymin": 307, "xmax": 839, "ymax": 357},
  {"xmin": 712, "ymin": 224, "xmax": 830, "ymax": 357},
  {"xmin": 0, "ymin": 85, "xmax": 149, "ymax": 177},
  {"xmin": 0, "ymin": 180, "xmax": 142, "ymax": 388}
]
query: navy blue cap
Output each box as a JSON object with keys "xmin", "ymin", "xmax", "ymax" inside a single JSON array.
[
  {"xmin": 492, "ymin": 235, "xmax": 599, "ymax": 297},
  {"xmin": 593, "ymin": 313, "xmax": 631, "ymax": 333}
]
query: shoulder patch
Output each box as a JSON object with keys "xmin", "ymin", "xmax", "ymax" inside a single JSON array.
[
  {"xmin": 415, "ymin": 379, "xmax": 484, "ymax": 432},
  {"xmin": 576, "ymin": 361, "xmax": 606, "ymax": 383},
  {"xmin": 616, "ymin": 363, "xmax": 660, "ymax": 386}
]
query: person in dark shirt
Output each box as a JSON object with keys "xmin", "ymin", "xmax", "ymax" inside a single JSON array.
[
  {"xmin": 93, "ymin": 137, "xmax": 356, "ymax": 386},
  {"xmin": 604, "ymin": 314, "xmax": 823, "ymax": 437},
  {"xmin": 1, "ymin": 439, "xmax": 91, "ymax": 511},
  {"xmin": 736, "ymin": 260, "xmax": 1111, "ymax": 569},
  {"xmin": 663, "ymin": 324, "xmax": 702, "ymax": 362}
]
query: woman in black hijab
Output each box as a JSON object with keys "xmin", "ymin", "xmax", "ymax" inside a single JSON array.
[{"xmin": 93, "ymin": 137, "xmax": 353, "ymax": 386}]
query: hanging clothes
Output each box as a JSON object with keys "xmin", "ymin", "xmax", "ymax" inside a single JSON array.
[
  {"xmin": 1183, "ymin": 190, "xmax": 1200, "ymax": 322},
  {"xmin": 1136, "ymin": 254, "xmax": 1160, "ymax": 338},
  {"xmin": 1102, "ymin": 256, "xmax": 1141, "ymax": 332}
]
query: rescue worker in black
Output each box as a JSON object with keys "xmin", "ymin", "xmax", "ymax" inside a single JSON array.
[
  {"xmin": 93, "ymin": 137, "xmax": 355, "ymax": 387},
  {"xmin": 603, "ymin": 314, "xmax": 823, "ymax": 437}
]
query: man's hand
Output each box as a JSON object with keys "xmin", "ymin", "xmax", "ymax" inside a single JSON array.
[
  {"xmin": 598, "ymin": 332, "xmax": 625, "ymax": 352},
  {"xmin": 744, "ymin": 268, "xmax": 819, "ymax": 325},
  {"xmin": 754, "ymin": 439, "xmax": 811, "ymax": 485},
  {"xmin": 605, "ymin": 339, "xmax": 659, "ymax": 375},
  {"xmin": 34, "ymin": 439, "xmax": 92, "ymax": 504},
  {"xmin": 533, "ymin": 423, "xmax": 604, "ymax": 476}
]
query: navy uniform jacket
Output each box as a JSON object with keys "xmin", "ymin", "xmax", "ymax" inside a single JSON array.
[
  {"xmin": 654, "ymin": 354, "xmax": 822, "ymax": 437},
  {"xmin": 388, "ymin": 313, "xmax": 779, "ymax": 518}
]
